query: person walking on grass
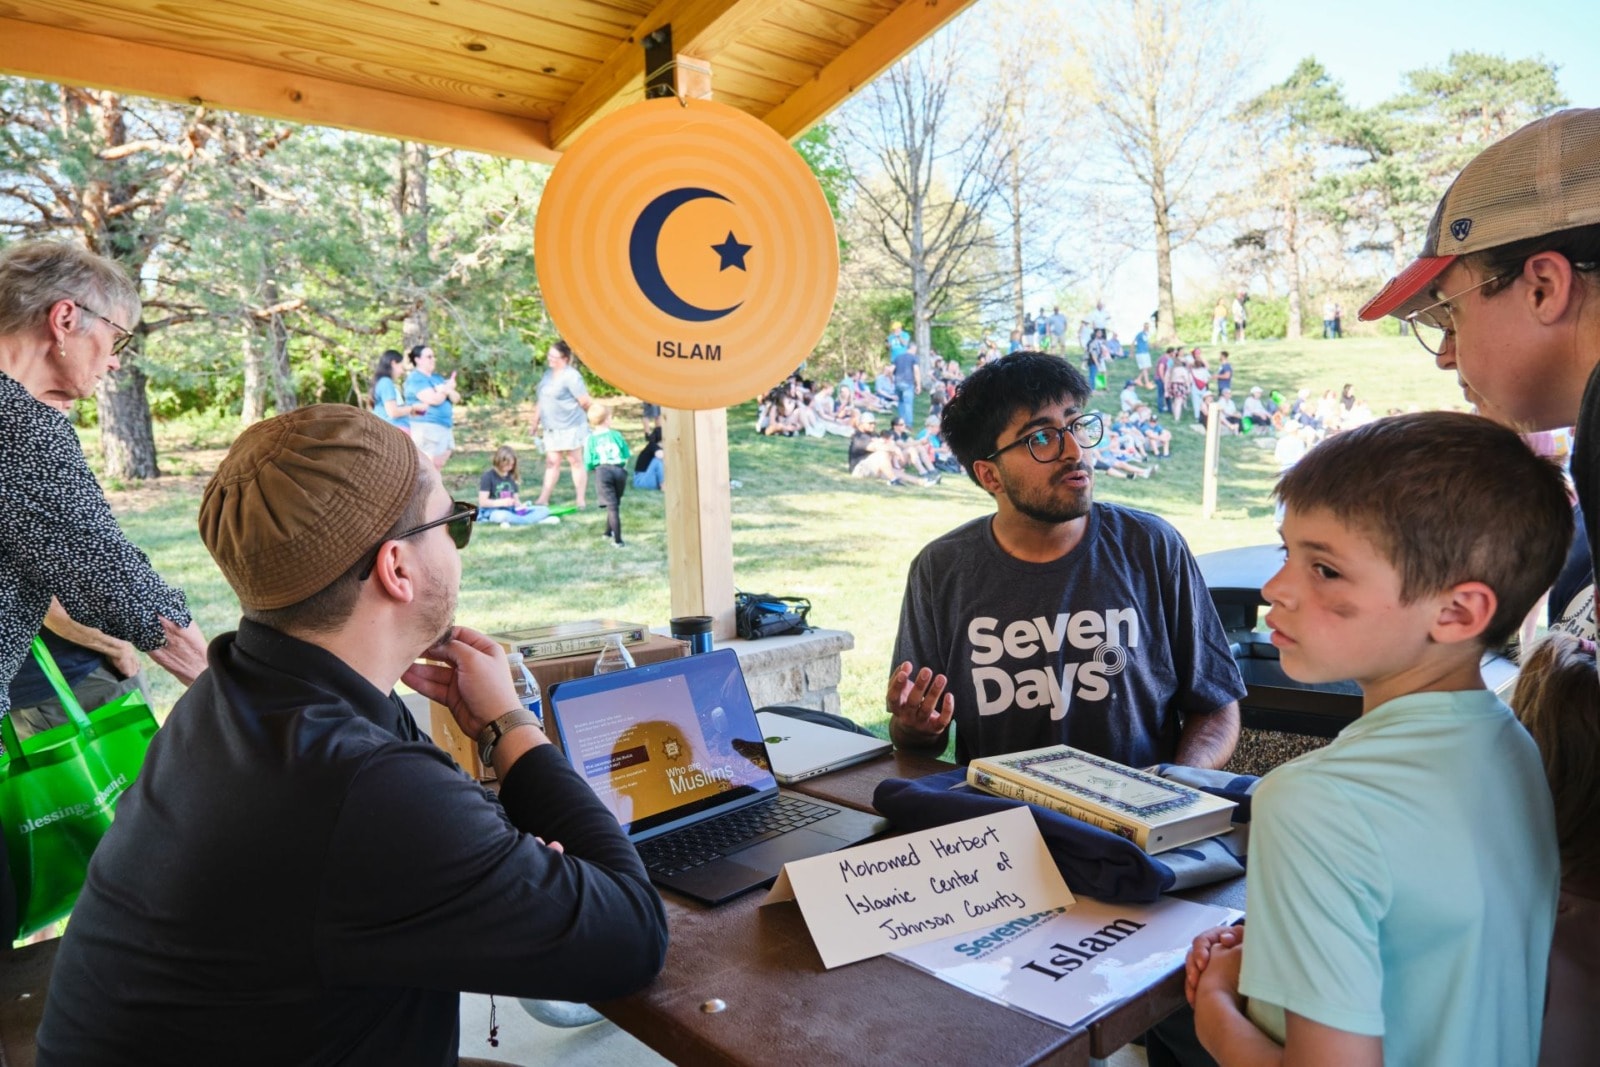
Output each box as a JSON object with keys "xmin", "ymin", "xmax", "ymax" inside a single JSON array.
[
  {"xmin": 530, "ymin": 339, "xmax": 592, "ymax": 510},
  {"xmin": 584, "ymin": 403, "xmax": 631, "ymax": 548}
]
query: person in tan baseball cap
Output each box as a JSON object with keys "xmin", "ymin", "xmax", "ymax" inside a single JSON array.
[
  {"xmin": 1361, "ymin": 108, "xmax": 1600, "ymax": 1067},
  {"xmin": 37, "ymin": 404, "xmax": 667, "ymax": 1064},
  {"xmin": 1359, "ymin": 107, "xmax": 1600, "ymax": 431}
]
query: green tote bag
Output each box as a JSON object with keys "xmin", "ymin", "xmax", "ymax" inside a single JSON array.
[{"xmin": 0, "ymin": 637, "xmax": 159, "ymax": 939}]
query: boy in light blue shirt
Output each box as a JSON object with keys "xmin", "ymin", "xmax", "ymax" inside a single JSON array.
[{"xmin": 1184, "ymin": 411, "xmax": 1570, "ymax": 1067}]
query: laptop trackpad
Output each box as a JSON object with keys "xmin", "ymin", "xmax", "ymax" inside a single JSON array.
[{"xmin": 727, "ymin": 827, "xmax": 844, "ymax": 874}]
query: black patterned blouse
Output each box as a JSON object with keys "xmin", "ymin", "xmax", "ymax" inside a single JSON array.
[{"xmin": 0, "ymin": 370, "xmax": 191, "ymax": 735}]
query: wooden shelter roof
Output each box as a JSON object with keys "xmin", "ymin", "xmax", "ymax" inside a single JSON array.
[{"xmin": 0, "ymin": 0, "xmax": 977, "ymax": 158}]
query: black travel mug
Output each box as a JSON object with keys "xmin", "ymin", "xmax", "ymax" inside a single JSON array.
[{"xmin": 670, "ymin": 616, "xmax": 714, "ymax": 655}]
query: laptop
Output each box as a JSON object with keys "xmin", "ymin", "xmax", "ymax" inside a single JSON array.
[
  {"xmin": 546, "ymin": 648, "xmax": 889, "ymax": 904},
  {"xmin": 755, "ymin": 711, "xmax": 891, "ymax": 784}
]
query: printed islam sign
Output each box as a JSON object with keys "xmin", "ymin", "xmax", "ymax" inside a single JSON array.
[{"xmin": 535, "ymin": 97, "xmax": 839, "ymax": 410}]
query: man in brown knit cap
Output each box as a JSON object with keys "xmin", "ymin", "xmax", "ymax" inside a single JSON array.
[{"xmin": 39, "ymin": 405, "xmax": 667, "ymax": 1066}]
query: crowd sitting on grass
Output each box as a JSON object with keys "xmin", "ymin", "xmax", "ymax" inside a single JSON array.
[
  {"xmin": 747, "ymin": 329, "xmax": 1395, "ymax": 494},
  {"xmin": 847, "ymin": 411, "xmax": 941, "ymax": 487}
]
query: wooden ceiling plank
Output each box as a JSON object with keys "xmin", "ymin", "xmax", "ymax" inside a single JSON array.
[
  {"xmin": 763, "ymin": 0, "xmax": 977, "ymax": 140},
  {"xmin": 0, "ymin": 17, "xmax": 559, "ymax": 161},
  {"xmin": 13, "ymin": 26, "xmax": 558, "ymax": 119},
  {"xmin": 14, "ymin": 0, "xmax": 586, "ymax": 99},
  {"xmin": 344, "ymin": 0, "xmax": 623, "ymax": 64},
  {"xmin": 549, "ymin": 0, "xmax": 789, "ymax": 150},
  {"xmin": 361, "ymin": 0, "xmax": 654, "ymax": 43},
  {"xmin": 700, "ymin": 59, "xmax": 795, "ymax": 99},
  {"xmin": 527, "ymin": 0, "xmax": 656, "ymax": 32},
  {"xmin": 802, "ymin": 0, "xmax": 898, "ymax": 23},
  {"xmin": 713, "ymin": 44, "xmax": 815, "ymax": 88},
  {"xmin": 737, "ymin": 26, "xmax": 851, "ymax": 68}
]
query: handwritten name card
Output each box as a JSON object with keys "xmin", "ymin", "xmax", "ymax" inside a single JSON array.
[{"xmin": 763, "ymin": 806, "xmax": 1074, "ymax": 969}]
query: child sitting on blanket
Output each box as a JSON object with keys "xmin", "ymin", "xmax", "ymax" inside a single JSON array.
[
  {"xmin": 477, "ymin": 446, "xmax": 551, "ymax": 526},
  {"xmin": 1178, "ymin": 412, "xmax": 1570, "ymax": 1067}
]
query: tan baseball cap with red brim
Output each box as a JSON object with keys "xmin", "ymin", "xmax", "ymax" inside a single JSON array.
[{"xmin": 1360, "ymin": 108, "xmax": 1600, "ymax": 322}]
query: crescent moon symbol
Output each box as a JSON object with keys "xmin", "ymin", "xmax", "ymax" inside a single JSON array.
[{"xmin": 628, "ymin": 187, "xmax": 742, "ymax": 322}]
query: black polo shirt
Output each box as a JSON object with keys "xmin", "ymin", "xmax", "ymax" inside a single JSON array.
[{"xmin": 38, "ymin": 621, "xmax": 667, "ymax": 1066}]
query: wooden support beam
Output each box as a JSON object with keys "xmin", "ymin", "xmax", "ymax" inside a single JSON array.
[
  {"xmin": 549, "ymin": 0, "xmax": 784, "ymax": 151},
  {"xmin": 657, "ymin": 56, "xmax": 735, "ymax": 639},
  {"xmin": 762, "ymin": 0, "xmax": 980, "ymax": 141},
  {"xmin": 664, "ymin": 408, "xmax": 738, "ymax": 639},
  {"xmin": 0, "ymin": 18, "xmax": 558, "ymax": 163}
]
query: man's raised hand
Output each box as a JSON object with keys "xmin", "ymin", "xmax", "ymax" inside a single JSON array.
[{"xmin": 887, "ymin": 661, "xmax": 954, "ymax": 745}]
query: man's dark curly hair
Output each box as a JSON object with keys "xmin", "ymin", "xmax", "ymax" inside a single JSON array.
[{"xmin": 939, "ymin": 353, "xmax": 1091, "ymax": 486}]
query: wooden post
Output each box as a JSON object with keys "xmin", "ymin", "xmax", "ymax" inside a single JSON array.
[
  {"xmin": 1202, "ymin": 402, "xmax": 1221, "ymax": 519},
  {"xmin": 663, "ymin": 408, "xmax": 736, "ymax": 637},
  {"xmin": 657, "ymin": 46, "xmax": 736, "ymax": 637}
]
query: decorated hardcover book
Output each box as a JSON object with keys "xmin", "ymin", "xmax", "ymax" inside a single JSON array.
[
  {"xmin": 967, "ymin": 745, "xmax": 1236, "ymax": 854},
  {"xmin": 491, "ymin": 619, "xmax": 649, "ymax": 661}
]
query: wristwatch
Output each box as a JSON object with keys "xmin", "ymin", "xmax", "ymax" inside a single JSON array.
[{"xmin": 476, "ymin": 709, "xmax": 541, "ymax": 768}]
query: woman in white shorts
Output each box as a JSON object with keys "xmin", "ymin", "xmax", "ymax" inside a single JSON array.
[
  {"xmin": 403, "ymin": 345, "xmax": 461, "ymax": 470},
  {"xmin": 530, "ymin": 339, "xmax": 593, "ymax": 508}
]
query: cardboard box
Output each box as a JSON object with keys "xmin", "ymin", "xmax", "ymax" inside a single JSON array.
[{"xmin": 428, "ymin": 632, "xmax": 689, "ymax": 780}]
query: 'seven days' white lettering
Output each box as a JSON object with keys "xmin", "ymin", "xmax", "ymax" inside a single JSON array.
[
  {"xmin": 967, "ymin": 609, "xmax": 1136, "ymax": 716},
  {"xmin": 968, "ymin": 610, "xmax": 1141, "ymax": 665},
  {"xmin": 973, "ymin": 661, "xmax": 1110, "ymax": 716}
]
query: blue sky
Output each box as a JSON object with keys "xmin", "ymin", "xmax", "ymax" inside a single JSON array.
[
  {"xmin": 1252, "ymin": 0, "xmax": 1600, "ymax": 108},
  {"xmin": 1084, "ymin": 0, "xmax": 1599, "ymax": 333}
]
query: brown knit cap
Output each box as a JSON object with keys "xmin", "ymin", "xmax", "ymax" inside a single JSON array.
[{"xmin": 199, "ymin": 404, "xmax": 421, "ymax": 611}]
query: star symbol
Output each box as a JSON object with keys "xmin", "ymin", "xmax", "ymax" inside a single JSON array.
[{"xmin": 711, "ymin": 231, "xmax": 752, "ymax": 271}]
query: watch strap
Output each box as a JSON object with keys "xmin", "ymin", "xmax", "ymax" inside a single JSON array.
[{"xmin": 476, "ymin": 708, "xmax": 541, "ymax": 766}]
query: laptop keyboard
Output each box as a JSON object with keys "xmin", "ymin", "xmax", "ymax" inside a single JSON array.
[{"xmin": 636, "ymin": 795, "xmax": 839, "ymax": 876}]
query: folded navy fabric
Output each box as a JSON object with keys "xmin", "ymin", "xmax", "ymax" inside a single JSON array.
[
  {"xmin": 873, "ymin": 768, "xmax": 1174, "ymax": 902},
  {"xmin": 873, "ymin": 766, "xmax": 1264, "ymax": 903}
]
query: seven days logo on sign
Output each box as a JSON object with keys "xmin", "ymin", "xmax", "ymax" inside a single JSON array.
[{"xmin": 535, "ymin": 98, "xmax": 840, "ymax": 411}]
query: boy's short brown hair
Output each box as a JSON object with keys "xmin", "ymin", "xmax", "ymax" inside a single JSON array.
[{"xmin": 1275, "ymin": 411, "xmax": 1572, "ymax": 647}]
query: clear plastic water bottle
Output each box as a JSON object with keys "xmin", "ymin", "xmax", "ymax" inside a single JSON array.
[
  {"xmin": 592, "ymin": 634, "xmax": 636, "ymax": 675},
  {"xmin": 506, "ymin": 649, "xmax": 542, "ymax": 726}
]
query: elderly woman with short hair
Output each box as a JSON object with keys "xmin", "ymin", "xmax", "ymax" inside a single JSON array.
[
  {"xmin": 0, "ymin": 240, "xmax": 208, "ymax": 715},
  {"xmin": 0, "ymin": 240, "xmax": 210, "ymax": 934}
]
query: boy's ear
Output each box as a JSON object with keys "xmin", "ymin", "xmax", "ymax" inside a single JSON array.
[{"xmin": 1430, "ymin": 580, "xmax": 1497, "ymax": 646}]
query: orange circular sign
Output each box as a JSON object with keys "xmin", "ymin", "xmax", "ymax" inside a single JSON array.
[{"xmin": 535, "ymin": 97, "xmax": 839, "ymax": 410}]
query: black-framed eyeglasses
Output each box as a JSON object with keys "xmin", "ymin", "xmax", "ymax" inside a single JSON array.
[
  {"xmin": 985, "ymin": 412, "xmax": 1105, "ymax": 463},
  {"xmin": 357, "ymin": 500, "xmax": 477, "ymax": 580},
  {"xmin": 72, "ymin": 301, "xmax": 137, "ymax": 356},
  {"xmin": 1403, "ymin": 275, "xmax": 1505, "ymax": 357}
]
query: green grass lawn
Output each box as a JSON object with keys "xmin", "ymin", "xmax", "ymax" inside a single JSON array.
[{"xmin": 102, "ymin": 334, "xmax": 1466, "ymax": 733}]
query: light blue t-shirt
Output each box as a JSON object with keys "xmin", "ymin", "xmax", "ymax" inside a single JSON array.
[
  {"xmin": 536, "ymin": 366, "xmax": 589, "ymax": 432},
  {"xmin": 404, "ymin": 371, "xmax": 452, "ymax": 428},
  {"xmin": 373, "ymin": 377, "xmax": 408, "ymax": 429},
  {"xmin": 1240, "ymin": 689, "xmax": 1557, "ymax": 1066}
]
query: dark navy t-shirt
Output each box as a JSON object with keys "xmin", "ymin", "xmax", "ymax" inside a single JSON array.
[
  {"xmin": 8, "ymin": 629, "xmax": 107, "ymax": 708},
  {"xmin": 1548, "ymin": 501, "xmax": 1594, "ymax": 639},
  {"xmin": 892, "ymin": 351, "xmax": 919, "ymax": 387},
  {"xmin": 892, "ymin": 505, "xmax": 1246, "ymax": 767}
]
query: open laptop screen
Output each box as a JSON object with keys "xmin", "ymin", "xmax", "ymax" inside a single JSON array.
[{"xmin": 547, "ymin": 649, "xmax": 778, "ymax": 837}]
